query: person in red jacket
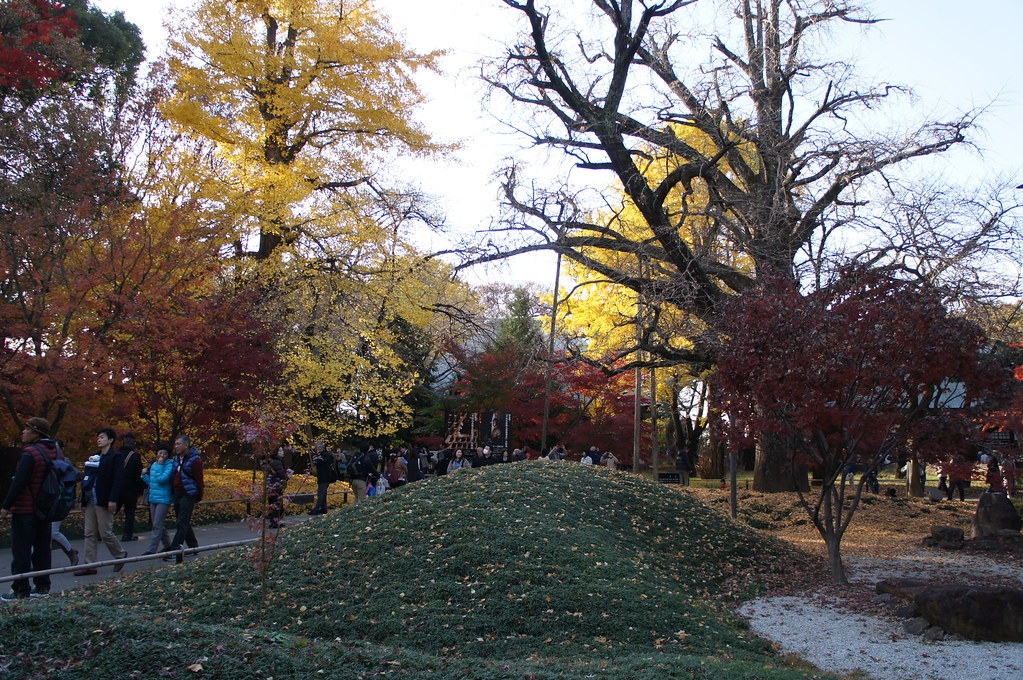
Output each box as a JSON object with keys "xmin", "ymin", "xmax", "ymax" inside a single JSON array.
[{"xmin": 1, "ymin": 417, "xmax": 58, "ymax": 600}]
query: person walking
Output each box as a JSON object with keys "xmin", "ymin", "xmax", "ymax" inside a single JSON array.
[
  {"xmin": 309, "ymin": 442, "xmax": 335, "ymax": 515},
  {"xmin": 141, "ymin": 442, "xmax": 174, "ymax": 555},
  {"xmin": 116, "ymin": 433, "xmax": 143, "ymax": 542},
  {"xmin": 1, "ymin": 417, "xmax": 60, "ymax": 600},
  {"xmin": 166, "ymin": 435, "xmax": 203, "ymax": 564},
  {"xmin": 74, "ymin": 428, "xmax": 128, "ymax": 576},
  {"xmin": 385, "ymin": 450, "xmax": 409, "ymax": 489},
  {"xmin": 265, "ymin": 446, "xmax": 291, "ymax": 527},
  {"xmin": 675, "ymin": 448, "xmax": 694, "ymax": 486},
  {"xmin": 50, "ymin": 521, "xmax": 79, "ymax": 567},
  {"xmin": 348, "ymin": 445, "xmax": 380, "ymax": 503}
]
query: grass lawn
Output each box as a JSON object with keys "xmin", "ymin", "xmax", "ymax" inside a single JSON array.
[{"xmin": 1, "ymin": 463, "xmax": 843, "ymax": 679}]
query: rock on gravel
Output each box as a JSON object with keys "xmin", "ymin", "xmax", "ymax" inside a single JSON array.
[{"xmin": 739, "ymin": 595, "xmax": 1023, "ymax": 680}]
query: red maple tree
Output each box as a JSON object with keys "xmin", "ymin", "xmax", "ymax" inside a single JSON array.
[
  {"xmin": 444, "ymin": 344, "xmax": 638, "ymax": 457},
  {"xmin": 111, "ymin": 288, "xmax": 283, "ymax": 461},
  {"xmin": 0, "ymin": 0, "xmax": 77, "ymax": 91},
  {"xmin": 715, "ymin": 269, "xmax": 1010, "ymax": 584}
]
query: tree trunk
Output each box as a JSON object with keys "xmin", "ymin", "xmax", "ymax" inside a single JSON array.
[
  {"xmin": 825, "ymin": 533, "xmax": 848, "ymax": 585},
  {"xmin": 753, "ymin": 430, "xmax": 808, "ymax": 492},
  {"xmin": 729, "ymin": 447, "xmax": 738, "ymax": 519},
  {"xmin": 907, "ymin": 458, "xmax": 925, "ymax": 498},
  {"xmin": 700, "ymin": 417, "xmax": 725, "ymax": 480}
]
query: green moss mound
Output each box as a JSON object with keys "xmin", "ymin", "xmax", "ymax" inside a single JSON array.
[{"xmin": 1, "ymin": 462, "xmax": 832, "ymax": 679}]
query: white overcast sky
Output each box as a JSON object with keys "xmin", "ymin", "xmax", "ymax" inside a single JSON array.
[{"xmin": 92, "ymin": 0, "xmax": 1023, "ymax": 286}]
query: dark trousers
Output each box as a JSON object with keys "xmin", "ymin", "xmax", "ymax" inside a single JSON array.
[
  {"xmin": 170, "ymin": 494, "xmax": 199, "ymax": 549},
  {"xmin": 10, "ymin": 513, "xmax": 51, "ymax": 594},
  {"xmin": 267, "ymin": 491, "xmax": 284, "ymax": 527},
  {"xmin": 946, "ymin": 479, "xmax": 966, "ymax": 501},
  {"xmin": 118, "ymin": 493, "xmax": 139, "ymax": 537},
  {"xmin": 311, "ymin": 482, "xmax": 330, "ymax": 514}
]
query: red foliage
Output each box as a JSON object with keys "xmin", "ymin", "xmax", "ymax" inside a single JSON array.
[
  {"xmin": 445, "ymin": 344, "xmax": 638, "ymax": 456},
  {"xmin": 113, "ymin": 288, "xmax": 284, "ymax": 451},
  {"xmin": 984, "ymin": 346, "xmax": 1023, "ymax": 435},
  {"xmin": 0, "ymin": 0, "xmax": 77, "ymax": 90},
  {"xmin": 715, "ymin": 270, "xmax": 1008, "ymax": 480}
]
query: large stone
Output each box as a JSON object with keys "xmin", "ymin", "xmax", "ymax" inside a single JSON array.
[
  {"xmin": 876, "ymin": 578, "xmax": 930, "ymax": 601},
  {"xmin": 991, "ymin": 529, "xmax": 1023, "ymax": 549},
  {"xmin": 931, "ymin": 525, "xmax": 965, "ymax": 543},
  {"xmin": 971, "ymin": 492, "xmax": 1022, "ymax": 539},
  {"xmin": 903, "ymin": 617, "xmax": 929, "ymax": 635},
  {"xmin": 913, "ymin": 585, "xmax": 1023, "ymax": 642}
]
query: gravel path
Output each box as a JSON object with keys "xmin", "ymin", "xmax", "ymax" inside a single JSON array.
[{"xmin": 739, "ymin": 551, "xmax": 1023, "ymax": 680}]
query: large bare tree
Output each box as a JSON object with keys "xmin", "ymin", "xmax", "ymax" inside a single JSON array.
[{"xmin": 469, "ymin": 0, "xmax": 1017, "ymax": 490}]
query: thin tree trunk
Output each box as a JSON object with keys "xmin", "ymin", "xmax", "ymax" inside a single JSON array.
[
  {"xmin": 729, "ymin": 446, "xmax": 738, "ymax": 519},
  {"xmin": 907, "ymin": 458, "xmax": 925, "ymax": 498}
]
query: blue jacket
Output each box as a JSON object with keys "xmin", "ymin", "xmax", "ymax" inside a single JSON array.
[{"xmin": 142, "ymin": 459, "xmax": 175, "ymax": 505}]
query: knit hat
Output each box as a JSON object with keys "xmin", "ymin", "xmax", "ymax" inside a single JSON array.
[{"xmin": 26, "ymin": 417, "xmax": 51, "ymax": 438}]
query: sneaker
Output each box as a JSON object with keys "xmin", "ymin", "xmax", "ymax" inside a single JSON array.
[
  {"xmin": 30, "ymin": 587, "xmax": 49, "ymax": 598},
  {"xmin": 1, "ymin": 590, "xmax": 29, "ymax": 601},
  {"xmin": 113, "ymin": 551, "xmax": 129, "ymax": 572},
  {"xmin": 68, "ymin": 548, "xmax": 80, "ymax": 566}
]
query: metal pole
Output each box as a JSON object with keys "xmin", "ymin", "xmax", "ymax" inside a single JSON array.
[
  {"xmin": 633, "ymin": 256, "xmax": 644, "ymax": 473},
  {"xmin": 0, "ymin": 539, "xmax": 259, "ymax": 584},
  {"xmin": 540, "ymin": 251, "xmax": 563, "ymax": 455},
  {"xmin": 651, "ymin": 365, "xmax": 659, "ymax": 479}
]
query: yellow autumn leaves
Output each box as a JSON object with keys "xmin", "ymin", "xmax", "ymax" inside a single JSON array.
[{"xmin": 155, "ymin": 0, "xmax": 466, "ymax": 441}]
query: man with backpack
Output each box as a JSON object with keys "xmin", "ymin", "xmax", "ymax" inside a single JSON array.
[
  {"xmin": 309, "ymin": 441, "xmax": 335, "ymax": 515},
  {"xmin": 348, "ymin": 444, "xmax": 380, "ymax": 503},
  {"xmin": 1, "ymin": 417, "xmax": 60, "ymax": 600}
]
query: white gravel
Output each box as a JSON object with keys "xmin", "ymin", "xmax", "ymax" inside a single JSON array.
[{"xmin": 738, "ymin": 552, "xmax": 1023, "ymax": 680}]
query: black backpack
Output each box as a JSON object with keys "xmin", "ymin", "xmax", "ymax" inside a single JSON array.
[
  {"xmin": 33, "ymin": 444, "xmax": 79, "ymax": 522},
  {"xmin": 321, "ymin": 451, "xmax": 337, "ymax": 483},
  {"xmin": 348, "ymin": 451, "xmax": 367, "ymax": 476}
]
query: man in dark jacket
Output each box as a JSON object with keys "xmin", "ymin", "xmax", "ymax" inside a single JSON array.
[
  {"xmin": 167, "ymin": 434, "xmax": 204, "ymax": 563},
  {"xmin": 116, "ymin": 433, "xmax": 143, "ymax": 541},
  {"xmin": 74, "ymin": 427, "xmax": 128, "ymax": 576},
  {"xmin": 309, "ymin": 441, "xmax": 335, "ymax": 515},
  {"xmin": 1, "ymin": 417, "xmax": 58, "ymax": 600},
  {"xmin": 348, "ymin": 444, "xmax": 379, "ymax": 503}
]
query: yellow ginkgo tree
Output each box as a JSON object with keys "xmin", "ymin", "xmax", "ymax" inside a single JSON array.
[{"xmin": 161, "ymin": 0, "xmax": 460, "ymax": 442}]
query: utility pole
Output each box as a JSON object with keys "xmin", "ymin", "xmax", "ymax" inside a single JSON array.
[{"xmin": 651, "ymin": 365, "xmax": 659, "ymax": 480}]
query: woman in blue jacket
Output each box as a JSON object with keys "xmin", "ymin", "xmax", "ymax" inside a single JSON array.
[{"xmin": 141, "ymin": 442, "xmax": 175, "ymax": 555}]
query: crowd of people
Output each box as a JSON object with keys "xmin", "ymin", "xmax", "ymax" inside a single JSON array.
[
  {"xmin": 2, "ymin": 419, "xmax": 205, "ymax": 600},
  {"xmin": 274, "ymin": 441, "xmax": 630, "ymax": 508},
  {"xmin": 11, "ymin": 418, "xmax": 1014, "ymax": 602}
]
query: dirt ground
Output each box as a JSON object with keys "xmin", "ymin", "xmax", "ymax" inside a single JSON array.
[{"xmin": 689, "ymin": 485, "xmax": 1023, "ymax": 596}]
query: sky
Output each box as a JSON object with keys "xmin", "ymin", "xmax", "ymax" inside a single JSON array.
[{"xmin": 91, "ymin": 0, "xmax": 1023, "ymax": 287}]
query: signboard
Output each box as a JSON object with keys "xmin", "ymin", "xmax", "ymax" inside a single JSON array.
[{"xmin": 444, "ymin": 412, "xmax": 512, "ymax": 451}]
